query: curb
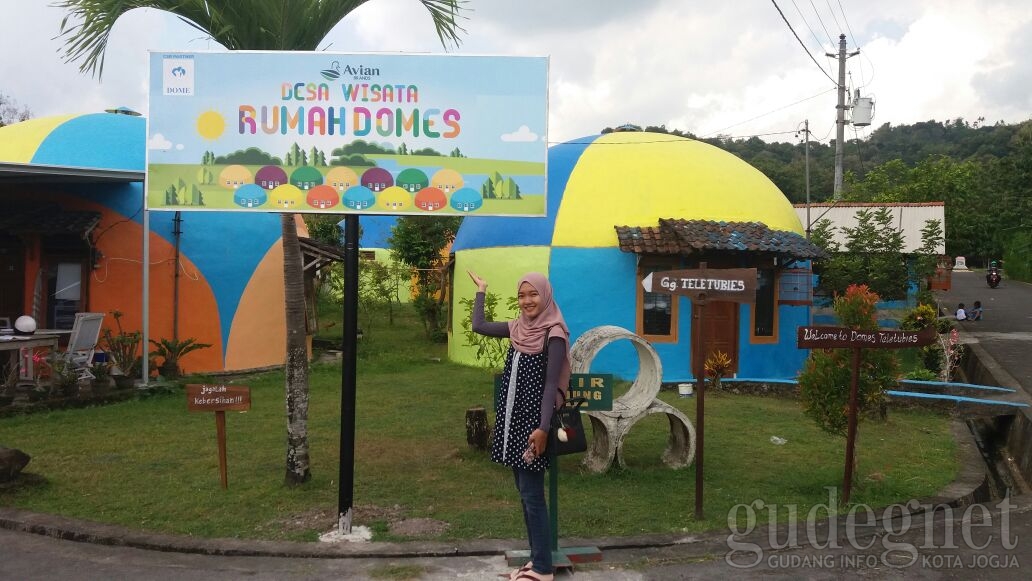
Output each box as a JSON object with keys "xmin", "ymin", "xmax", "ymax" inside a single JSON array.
[{"xmin": 0, "ymin": 505, "xmax": 725, "ymax": 559}]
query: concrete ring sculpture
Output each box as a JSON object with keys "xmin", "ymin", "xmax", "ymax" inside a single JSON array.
[{"xmin": 570, "ymin": 325, "xmax": 696, "ymax": 472}]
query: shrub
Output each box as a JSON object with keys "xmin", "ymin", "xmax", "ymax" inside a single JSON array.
[{"xmin": 798, "ymin": 284, "xmax": 900, "ymax": 436}]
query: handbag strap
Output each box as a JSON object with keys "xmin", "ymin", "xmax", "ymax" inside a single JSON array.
[{"xmin": 563, "ymin": 396, "xmax": 588, "ymax": 410}]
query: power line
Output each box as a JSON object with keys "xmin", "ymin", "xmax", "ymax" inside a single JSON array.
[
  {"xmin": 807, "ymin": 0, "xmax": 836, "ymax": 46},
  {"xmin": 836, "ymin": 0, "xmax": 870, "ymax": 88},
  {"xmin": 720, "ymin": 130, "xmax": 801, "ymax": 141},
  {"xmin": 824, "ymin": 0, "xmax": 843, "ymax": 34},
  {"xmin": 545, "ymin": 129, "xmax": 799, "ymax": 146},
  {"xmin": 789, "ymin": 0, "xmax": 829, "ymax": 54},
  {"xmin": 771, "ymin": 0, "xmax": 838, "ymax": 85},
  {"xmin": 701, "ymin": 87, "xmax": 837, "ymax": 137},
  {"xmin": 851, "ymin": 124, "xmax": 866, "ymax": 173}
]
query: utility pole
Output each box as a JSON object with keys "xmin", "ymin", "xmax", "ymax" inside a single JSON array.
[
  {"xmin": 803, "ymin": 119, "xmax": 811, "ymax": 239},
  {"xmin": 828, "ymin": 33, "xmax": 859, "ymax": 199}
]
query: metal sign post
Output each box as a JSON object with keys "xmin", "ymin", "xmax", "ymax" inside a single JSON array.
[
  {"xmin": 797, "ymin": 325, "xmax": 936, "ymax": 502},
  {"xmin": 503, "ymin": 374, "xmax": 613, "ymax": 570},
  {"xmin": 643, "ymin": 263, "xmax": 757, "ymax": 520},
  {"xmin": 339, "ymin": 215, "xmax": 359, "ymax": 534}
]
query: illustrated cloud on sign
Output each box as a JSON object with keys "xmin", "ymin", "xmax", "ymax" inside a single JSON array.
[
  {"xmin": 500, "ymin": 125, "xmax": 538, "ymax": 142},
  {"xmin": 148, "ymin": 133, "xmax": 173, "ymax": 150}
]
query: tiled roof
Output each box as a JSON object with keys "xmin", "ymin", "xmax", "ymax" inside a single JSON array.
[
  {"xmin": 0, "ymin": 204, "xmax": 101, "ymax": 236},
  {"xmin": 615, "ymin": 219, "xmax": 825, "ymax": 259}
]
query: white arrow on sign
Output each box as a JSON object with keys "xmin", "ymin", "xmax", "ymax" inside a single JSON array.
[{"xmin": 641, "ymin": 272, "xmax": 654, "ymax": 292}]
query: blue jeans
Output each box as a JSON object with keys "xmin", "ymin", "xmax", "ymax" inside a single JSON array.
[{"xmin": 513, "ymin": 467, "xmax": 552, "ymax": 574}]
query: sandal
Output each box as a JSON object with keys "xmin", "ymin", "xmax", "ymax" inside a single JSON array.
[
  {"xmin": 514, "ymin": 570, "xmax": 554, "ymax": 581},
  {"xmin": 502, "ymin": 562, "xmax": 532, "ymax": 580}
]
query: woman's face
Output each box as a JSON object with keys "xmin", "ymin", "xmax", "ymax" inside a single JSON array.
[{"xmin": 518, "ymin": 282, "xmax": 543, "ymax": 318}]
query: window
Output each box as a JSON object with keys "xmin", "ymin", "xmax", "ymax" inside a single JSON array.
[
  {"xmin": 637, "ymin": 257, "xmax": 678, "ymax": 343},
  {"xmin": 751, "ymin": 268, "xmax": 776, "ymax": 340},
  {"xmin": 778, "ymin": 268, "xmax": 813, "ymax": 305}
]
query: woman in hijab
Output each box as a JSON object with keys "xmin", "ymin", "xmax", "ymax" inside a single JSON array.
[{"xmin": 468, "ymin": 271, "xmax": 570, "ymax": 581}]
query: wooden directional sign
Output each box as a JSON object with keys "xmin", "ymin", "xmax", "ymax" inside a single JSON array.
[
  {"xmin": 795, "ymin": 324, "xmax": 936, "ymax": 505},
  {"xmin": 187, "ymin": 384, "xmax": 250, "ymax": 489},
  {"xmin": 187, "ymin": 384, "xmax": 251, "ymax": 411},
  {"xmin": 641, "ymin": 264, "xmax": 756, "ymax": 521},
  {"xmin": 797, "ymin": 325, "xmax": 937, "ymax": 349},
  {"xmin": 641, "ymin": 268, "xmax": 758, "ymax": 303}
]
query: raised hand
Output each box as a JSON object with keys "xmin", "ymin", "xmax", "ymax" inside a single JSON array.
[{"xmin": 467, "ymin": 270, "xmax": 488, "ymax": 293}]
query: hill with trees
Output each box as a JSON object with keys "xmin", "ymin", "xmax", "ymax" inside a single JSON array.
[{"xmin": 603, "ymin": 118, "xmax": 1032, "ymax": 278}]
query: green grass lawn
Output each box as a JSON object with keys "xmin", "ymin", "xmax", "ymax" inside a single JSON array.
[{"xmin": 0, "ymin": 307, "xmax": 958, "ymax": 542}]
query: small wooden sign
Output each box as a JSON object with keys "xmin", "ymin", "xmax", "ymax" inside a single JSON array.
[
  {"xmin": 644, "ymin": 264, "xmax": 757, "ymax": 521},
  {"xmin": 797, "ymin": 325, "xmax": 937, "ymax": 349},
  {"xmin": 186, "ymin": 384, "xmax": 250, "ymax": 489},
  {"xmin": 642, "ymin": 268, "xmax": 758, "ymax": 303},
  {"xmin": 187, "ymin": 384, "xmax": 251, "ymax": 412}
]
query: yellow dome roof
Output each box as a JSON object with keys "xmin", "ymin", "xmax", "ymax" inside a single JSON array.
[{"xmin": 552, "ymin": 132, "xmax": 803, "ymax": 247}]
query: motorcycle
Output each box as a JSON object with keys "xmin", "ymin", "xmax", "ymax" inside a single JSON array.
[{"xmin": 987, "ymin": 268, "xmax": 1001, "ymax": 289}]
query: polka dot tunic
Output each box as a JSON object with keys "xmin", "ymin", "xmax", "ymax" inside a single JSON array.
[{"xmin": 493, "ymin": 346, "xmax": 550, "ymax": 472}]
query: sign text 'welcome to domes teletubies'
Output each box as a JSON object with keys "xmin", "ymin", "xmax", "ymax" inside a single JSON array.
[
  {"xmin": 147, "ymin": 52, "xmax": 548, "ymax": 216},
  {"xmin": 796, "ymin": 325, "xmax": 937, "ymax": 349}
]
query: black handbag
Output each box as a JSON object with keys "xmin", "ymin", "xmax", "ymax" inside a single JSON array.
[{"xmin": 549, "ymin": 397, "xmax": 588, "ymax": 456}]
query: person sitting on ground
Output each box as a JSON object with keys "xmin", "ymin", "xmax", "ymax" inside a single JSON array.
[
  {"xmin": 969, "ymin": 301, "xmax": 983, "ymax": 321},
  {"xmin": 956, "ymin": 303, "xmax": 967, "ymax": 321}
]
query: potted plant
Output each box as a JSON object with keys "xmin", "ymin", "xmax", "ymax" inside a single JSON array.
[
  {"xmin": 149, "ymin": 337, "xmax": 211, "ymax": 379},
  {"xmin": 102, "ymin": 310, "xmax": 142, "ymax": 389},
  {"xmin": 42, "ymin": 351, "xmax": 79, "ymax": 398},
  {"xmin": 90, "ymin": 361, "xmax": 114, "ymax": 394}
]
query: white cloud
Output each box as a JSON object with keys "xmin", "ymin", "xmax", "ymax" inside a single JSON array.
[
  {"xmin": 147, "ymin": 133, "xmax": 172, "ymax": 150},
  {"xmin": 500, "ymin": 125, "xmax": 539, "ymax": 142}
]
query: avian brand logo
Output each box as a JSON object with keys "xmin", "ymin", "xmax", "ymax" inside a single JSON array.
[{"xmin": 162, "ymin": 55, "xmax": 195, "ymax": 96}]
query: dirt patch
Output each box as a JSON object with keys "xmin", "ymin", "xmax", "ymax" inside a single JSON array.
[
  {"xmin": 259, "ymin": 504, "xmax": 448, "ymax": 538},
  {"xmin": 388, "ymin": 517, "xmax": 450, "ymax": 537}
]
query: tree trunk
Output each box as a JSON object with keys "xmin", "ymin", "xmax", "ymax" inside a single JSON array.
[
  {"xmin": 282, "ymin": 213, "xmax": 311, "ymax": 485},
  {"xmin": 465, "ymin": 406, "xmax": 489, "ymax": 450}
]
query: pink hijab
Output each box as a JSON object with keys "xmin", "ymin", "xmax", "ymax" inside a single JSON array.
[{"xmin": 508, "ymin": 273, "xmax": 571, "ymax": 405}]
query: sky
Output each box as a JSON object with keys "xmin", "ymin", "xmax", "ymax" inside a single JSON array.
[{"xmin": 1, "ymin": 0, "xmax": 1031, "ymax": 147}]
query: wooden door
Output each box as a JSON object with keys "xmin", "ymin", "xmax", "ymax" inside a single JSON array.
[
  {"xmin": 0, "ymin": 238, "xmax": 24, "ymax": 324},
  {"xmin": 691, "ymin": 300, "xmax": 739, "ymax": 376}
]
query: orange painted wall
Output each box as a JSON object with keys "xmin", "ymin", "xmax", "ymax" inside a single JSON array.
[
  {"xmin": 80, "ymin": 199, "xmax": 225, "ymax": 373},
  {"xmin": 13, "ymin": 192, "xmax": 306, "ymax": 374}
]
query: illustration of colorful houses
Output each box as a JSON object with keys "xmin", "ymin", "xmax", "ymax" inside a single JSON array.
[
  {"xmin": 326, "ymin": 167, "xmax": 358, "ymax": 191},
  {"xmin": 449, "ymin": 131, "xmax": 824, "ymax": 382},
  {"xmin": 219, "ymin": 165, "xmax": 252, "ymax": 189},
  {"xmin": 255, "ymin": 165, "xmax": 287, "ymax": 189}
]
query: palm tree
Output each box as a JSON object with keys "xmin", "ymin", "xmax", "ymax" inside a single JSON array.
[{"xmin": 55, "ymin": 0, "xmax": 465, "ymax": 486}]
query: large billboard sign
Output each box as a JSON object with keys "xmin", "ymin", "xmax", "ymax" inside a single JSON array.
[{"xmin": 147, "ymin": 51, "xmax": 548, "ymax": 215}]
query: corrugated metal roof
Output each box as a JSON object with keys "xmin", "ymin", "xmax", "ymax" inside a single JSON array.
[
  {"xmin": 793, "ymin": 202, "xmax": 946, "ymax": 254},
  {"xmin": 0, "ymin": 204, "xmax": 101, "ymax": 236},
  {"xmin": 0, "ymin": 162, "xmax": 144, "ymax": 185}
]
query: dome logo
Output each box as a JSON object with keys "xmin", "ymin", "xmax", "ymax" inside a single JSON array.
[{"xmin": 162, "ymin": 55, "xmax": 195, "ymax": 97}]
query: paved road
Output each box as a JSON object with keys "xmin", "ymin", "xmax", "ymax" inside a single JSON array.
[
  {"xmin": 2, "ymin": 269, "xmax": 1031, "ymax": 580},
  {"xmin": 941, "ymin": 269, "xmax": 1032, "ymax": 393}
]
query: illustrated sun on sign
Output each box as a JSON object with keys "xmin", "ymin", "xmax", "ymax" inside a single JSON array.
[{"xmin": 196, "ymin": 110, "xmax": 226, "ymax": 140}]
